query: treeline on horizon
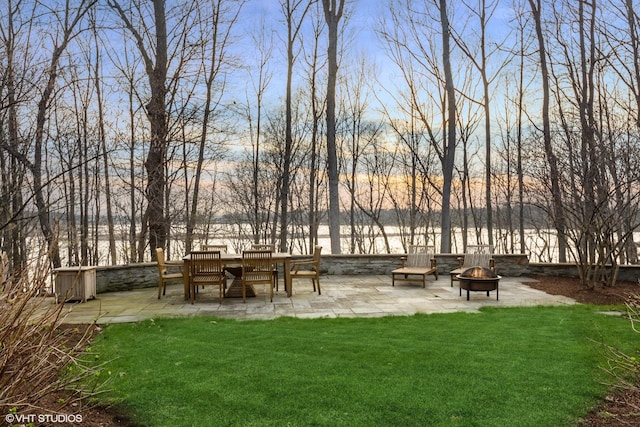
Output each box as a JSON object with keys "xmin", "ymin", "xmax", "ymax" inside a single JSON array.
[{"xmin": 0, "ymin": 0, "xmax": 639, "ymax": 290}]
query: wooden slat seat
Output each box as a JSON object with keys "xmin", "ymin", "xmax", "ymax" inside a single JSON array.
[{"xmin": 392, "ymin": 245, "xmax": 438, "ymax": 288}]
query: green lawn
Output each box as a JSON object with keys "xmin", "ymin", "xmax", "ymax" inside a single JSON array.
[{"xmin": 88, "ymin": 305, "xmax": 638, "ymax": 426}]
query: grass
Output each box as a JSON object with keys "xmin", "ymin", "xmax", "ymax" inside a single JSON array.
[{"xmin": 88, "ymin": 305, "xmax": 638, "ymax": 426}]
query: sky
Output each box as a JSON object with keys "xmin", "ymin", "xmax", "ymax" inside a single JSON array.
[{"xmin": 231, "ymin": 0, "xmax": 517, "ymax": 120}]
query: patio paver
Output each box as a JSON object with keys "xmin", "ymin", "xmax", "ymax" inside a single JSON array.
[{"xmin": 47, "ymin": 275, "xmax": 576, "ymax": 324}]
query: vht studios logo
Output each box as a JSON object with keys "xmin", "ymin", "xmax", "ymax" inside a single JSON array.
[{"xmin": 5, "ymin": 413, "xmax": 83, "ymax": 424}]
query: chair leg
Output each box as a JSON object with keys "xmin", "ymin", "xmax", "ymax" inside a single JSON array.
[
  {"xmin": 316, "ymin": 278, "xmax": 321, "ymax": 295},
  {"xmin": 158, "ymin": 280, "xmax": 163, "ymax": 299}
]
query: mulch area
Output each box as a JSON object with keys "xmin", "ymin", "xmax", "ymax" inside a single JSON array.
[
  {"xmin": 26, "ymin": 275, "xmax": 640, "ymax": 426},
  {"xmin": 526, "ymin": 274, "xmax": 640, "ymax": 306}
]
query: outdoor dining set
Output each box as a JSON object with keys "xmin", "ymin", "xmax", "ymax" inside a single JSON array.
[
  {"xmin": 156, "ymin": 244, "xmax": 322, "ymax": 304},
  {"xmin": 156, "ymin": 243, "xmax": 500, "ymax": 305}
]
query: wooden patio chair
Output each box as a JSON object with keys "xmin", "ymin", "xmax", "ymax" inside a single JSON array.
[
  {"xmin": 251, "ymin": 243, "xmax": 279, "ymax": 290},
  {"xmin": 202, "ymin": 243, "xmax": 241, "ymax": 278},
  {"xmin": 155, "ymin": 248, "xmax": 184, "ymax": 299},
  {"xmin": 241, "ymin": 250, "xmax": 275, "ymax": 303},
  {"xmin": 189, "ymin": 251, "xmax": 227, "ymax": 304},
  {"xmin": 290, "ymin": 246, "xmax": 322, "ymax": 295},
  {"xmin": 251, "ymin": 244, "xmax": 276, "ymax": 251},
  {"xmin": 201, "ymin": 244, "xmax": 228, "ymax": 253},
  {"xmin": 449, "ymin": 244, "xmax": 495, "ymax": 287},
  {"xmin": 391, "ymin": 245, "xmax": 438, "ymax": 288}
]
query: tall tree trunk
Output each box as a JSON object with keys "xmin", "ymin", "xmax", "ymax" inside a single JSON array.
[
  {"xmin": 517, "ymin": 30, "xmax": 526, "ymax": 255},
  {"xmin": 128, "ymin": 84, "xmax": 140, "ymax": 262},
  {"xmin": 92, "ymin": 18, "xmax": 117, "ymax": 265},
  {"xmin": 480, "ymin": 9, "xmax": 493, "ymax": 248},
  {"xmin": 34, "ymin": 68, "xmax": 62, "ymax": 267},
  {"xmin": 280, "ymin": 0, "xmax": 311, "ymax": 252},
  {"xmin": 2, "ymin": 0, "xmax": 27, "ymax": 273},
  {"xmin": 323, "ymin": 0, "xmax": 345, "ymax": 254},
  {"xmin": 146, "ymin": 0, "xmax": 168, "ymax": 260},
  {"xmin": 528, "ymin": 0, "xmax": 567, "ymax": 262},
  {"xmin": 280, "ymin": 8, "xmax": 294, "ymax": 253},
  {"xmin": 109, "ymin": 0, "xmax": 169, "ymax": 260},
  {"xmin": 578, "ymin": 0, "xmax": 600, "ymax": 284},
  {"xmin": 308, "ymin": 61, "xmax": 321, "ymax": 251},
  {"xmin": 439, "ymin": 0, "xmax": 456, "ymax": 254},
  {"xmin": 81, "ymin": 106, "xmax": 90, "ymax": 265}
]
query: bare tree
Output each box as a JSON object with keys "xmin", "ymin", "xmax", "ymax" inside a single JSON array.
[
  {"xmin": 104, "ymin": 36, "xmax": 148, "ymax": 263},
  {"xmin": 28, "ymin": 0, "xmax": 96, "ymax": 268},
  {"xmin": 301, "ymin": 0, "xmax": 326, "ymax": 250},
  {"xmin": 0, "ymin": 0, "xmax": 30, "ymax": 274},
  {"xmin": 88, "ymin": 11, "xmax": 117, "ymax": 265},
  {"xmin": 108, "ymin": 0, "xmax": 170, "ymax": 260},
  {"xmin": 322, "ymin": 0, "xmax": 345, "ymax": 254},
  {"xmin": 185, "ymin": 0, "xmax": 243, "ymax": 253},
  {"xmin": 438, "ymin": 0, "xmax": 457, "ymax": 253},
  {"xmin": 452, "ymin": 0, "xmax": 511, "ymax": 248},
  {"xmin": 514, "ymin": 6, "xmax": 531, "ymax": 255},
  {"xmin": 340, "ymin": 55, "xmax": 377, "ymax": 253},
  {"xmin": 350, "ymin": 125, "xmax": 392, "ymax": 253},
  {"xmin": 280, "ymin": 0, "xmax": 313, "ymax": 252},
  {"xmin": 528, "ymin": 0, "xmax": 568, "ymax": 262},
  {"xmin": 378, "ymin": 0, "xmax": 457, "ymax": 253},
  {"xmin": 243, "ymin": 17, "xmax": 274, "ymax": 245}
]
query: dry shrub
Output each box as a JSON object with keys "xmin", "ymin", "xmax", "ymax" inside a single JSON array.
[
  {"xmin": 601, "ymin": 294, "xmax": 640, "ymax": 392},
  {"xmin": 0, "ymin": 252, "xmax": 106, "ymax": 418}
]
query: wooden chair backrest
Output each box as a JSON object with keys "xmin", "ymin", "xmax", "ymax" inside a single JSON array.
[
  {"xmin": 462, "ymin": 245, "xmax": 493, "ymax": 268},
  {"xmin": 242, "ymin": 250, "xmax": 273, "ymax": 282},
  {"xmin": 311, "ymin": 246, "xmax": 322, "ymax": 268},
  {"xmin": 201, "ymin": 244, "xmax": 228, "ymax": 253},
  {"xmin": 406, "ymin": 245, "xmax": 434, "ymax": 268},
  {"xmin": 156, "ymin": 248, "xmax": 168, "ymax": 274},
  {"xmin": 251, "ymin": 243, "xmax": 276, "ymax": 252},
  {"xmin": 190, "ymin": 251, "xmax": 224, "ymax": 276}
]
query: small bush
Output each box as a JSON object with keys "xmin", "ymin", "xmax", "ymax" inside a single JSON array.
[{"xmin": 601, "ymin": 294, "xmax": 640, "ymax": 391}]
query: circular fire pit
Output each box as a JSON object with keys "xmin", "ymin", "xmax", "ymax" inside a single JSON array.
[{"xmin": 456, "ymin": 266, "xmax": 501, "ymax": 301}]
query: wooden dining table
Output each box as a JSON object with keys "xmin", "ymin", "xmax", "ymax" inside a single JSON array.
[{"xmin": 182, "ymin": 252, "xmax": 293, "ymax": 300}]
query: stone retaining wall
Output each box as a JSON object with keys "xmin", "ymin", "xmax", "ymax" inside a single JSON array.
[
  {"xmin": 95, "ymin": 263, "xmax": 159, "ymax": 293},
  {"xmin": 94, "ymin": 253, "xmax": 532, "ymax": 293},
  {"xmin": 94, "ymin": 254, "xmax": 640, "ymax": 293},
  {"xmin": 321, "ymin": 253, "xmax": 530, "ymax": 277}
]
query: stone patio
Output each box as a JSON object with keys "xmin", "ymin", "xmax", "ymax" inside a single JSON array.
[{"xmin": 49, "ymin": 275, "xmax": 576, "ymax": 324}]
